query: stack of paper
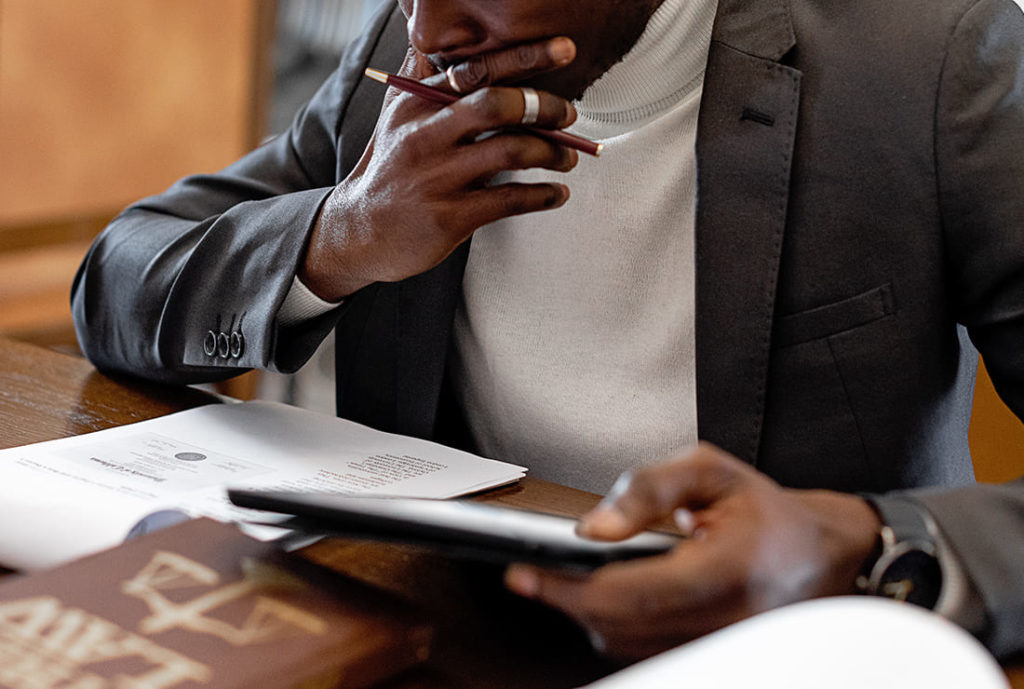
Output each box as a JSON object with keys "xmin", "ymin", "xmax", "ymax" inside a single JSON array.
[{"xmin": 0, "ymin": 401, "xmax": 526, "ymax": 571}]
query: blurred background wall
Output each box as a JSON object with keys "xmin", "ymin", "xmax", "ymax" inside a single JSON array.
[{"xmin": 0, "ymin": 0, "xmax": 276, "ymax": 348}]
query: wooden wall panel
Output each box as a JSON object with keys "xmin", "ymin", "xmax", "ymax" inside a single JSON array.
[
  {"xmin": 0, "ymin": 0, "xmax": 274, "ymax": 356},
  {"xmin": 0, "ymin": 0, "xmax": 271, "ymax": 227},
  {"xmin": 971, "ymin": 361, "xmax": 1024, "ymax": 484}
]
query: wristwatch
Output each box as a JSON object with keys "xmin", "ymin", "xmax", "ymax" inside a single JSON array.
[{"xmin": 857, "ymin": 498, "xmax": 944, "ymax": 609}]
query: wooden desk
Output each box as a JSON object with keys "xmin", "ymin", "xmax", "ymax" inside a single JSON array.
[{"xmin": 0, "ymin": 336, "xmax": 1020, "ymax": 689}]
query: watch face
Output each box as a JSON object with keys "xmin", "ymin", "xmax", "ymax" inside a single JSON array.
[{"xmin": 878, "ymin": 547, "xmax": 943, "ymax": 608}]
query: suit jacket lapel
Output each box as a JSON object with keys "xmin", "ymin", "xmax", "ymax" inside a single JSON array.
[
  {"xmin": 335, "ymin": 7, "xmax": 466, "ymax": 439},
  {"xmin": 694, "ymin": 0, "xmax": 801, "ymax": 463}
]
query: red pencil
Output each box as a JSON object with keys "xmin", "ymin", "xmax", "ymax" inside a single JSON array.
[{"xmin": 364, "ymin": 67, "xmax": 603, "ymax": 157}]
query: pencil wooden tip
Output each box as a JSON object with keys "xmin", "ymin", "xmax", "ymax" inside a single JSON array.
[
  {"xmin": 595, "ymin": 143, "xmax": 604, "ymax": 157},
  {"xmin": 364, "ymin": 67, "xmax": 388, "ymax": 84}
]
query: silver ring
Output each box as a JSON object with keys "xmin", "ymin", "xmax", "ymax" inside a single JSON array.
[
  {"xmin": 446, "ymin": 64, "xmax": 463, "ymax": 93},
  {"xmin": 520, "ymin": 87, "xmax": 540, "ymax": 126}
]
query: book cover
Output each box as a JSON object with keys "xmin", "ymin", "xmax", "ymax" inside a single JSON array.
[{"xmin": 0, "ymin": 518, "xmax": 432, "ymax": 689}]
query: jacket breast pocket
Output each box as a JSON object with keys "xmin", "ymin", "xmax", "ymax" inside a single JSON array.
[
  {"xmin": 760, "ymin": 282, "xmax": 900, "ymax": 491},
  {"xmin": 773, "ymin": 283, "xmax": 896, "ymax": 348}
]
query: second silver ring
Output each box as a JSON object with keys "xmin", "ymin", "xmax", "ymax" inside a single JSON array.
[
  {"xmin": 446, "ymin": 64, "xmax": 463, "ymax": 93},
  {"xmin": 520, "ymin": 87, "xmax": 540, "ymax": 126}
]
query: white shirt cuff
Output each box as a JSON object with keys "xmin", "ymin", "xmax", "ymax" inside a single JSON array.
[{"xmin": 276, "ymin": 275, "xmax": 342, "ymax": 327}]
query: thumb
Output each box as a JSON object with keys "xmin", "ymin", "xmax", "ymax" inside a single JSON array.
[
  {"xmin": 397, "ymin": 47, "xmax": 438, "ymax": 80},
  {"xmin": 378, "ymin": 49, "xmax": 437, "ymax": 111},
  {"xmin": 577, "ymin": 443, "xmax": 745, "ymax": 541}
]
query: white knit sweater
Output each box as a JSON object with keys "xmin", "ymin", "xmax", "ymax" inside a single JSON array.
[{"xmin": 451, "ymin": 0, "xmax": 718, "ymax": 494}]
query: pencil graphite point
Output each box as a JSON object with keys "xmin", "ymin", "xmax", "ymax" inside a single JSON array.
[{"xmin": 364, "ymin": 67, "xmax": 388, "ymax": 84}]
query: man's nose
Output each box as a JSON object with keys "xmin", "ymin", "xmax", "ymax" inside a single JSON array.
[{"xmin": 404, "ymin": 1, "xmax": 486, "ymax": 58}]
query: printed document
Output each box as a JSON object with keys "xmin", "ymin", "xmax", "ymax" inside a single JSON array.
[{"xmin": 0, "ymin": 401, "xmax": 526, "ymax": 571}]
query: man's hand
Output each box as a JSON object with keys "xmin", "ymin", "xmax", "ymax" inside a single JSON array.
[
  {"xmin": 504, "ymin": 443, "xmax": 882, "ymax": 660},
  {"xmin": 300, "ymin": 38, "xmax": 580, "ymax": 301}
]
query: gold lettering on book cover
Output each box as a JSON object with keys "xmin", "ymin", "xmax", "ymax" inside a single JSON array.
[
  {"xmin": 0, "ymin": 596, "xmax": 210, "ymax": 689},
  {"xmin": 123, "ymin": 551, "xmax": 327, "ymax": 645}
]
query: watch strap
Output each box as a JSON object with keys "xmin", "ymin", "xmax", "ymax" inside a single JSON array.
[
  {"xmin": 868, "ymin": 496, "xmax": 936, "ymax": 544},
  {"xmin": 859, "ymin": 496, "xmax": 944, "ymax": 608}
]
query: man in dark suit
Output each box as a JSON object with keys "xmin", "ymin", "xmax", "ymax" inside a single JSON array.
[{"xmin": 72, "ymin": 0, "xmax": 1024, "ymax": 660}]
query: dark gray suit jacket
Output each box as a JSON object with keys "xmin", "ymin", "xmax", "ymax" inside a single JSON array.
[{"xmin": 72, "ymin": 0, "xmax": 1024, "ymax": 658}]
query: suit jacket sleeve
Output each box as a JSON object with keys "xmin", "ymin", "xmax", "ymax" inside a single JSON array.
[
  {"xmin": 70, "ymin": 4, "xmax": 398, "ymax": 384},
  {"xmin": 872, "ymin": 0, "xmax": 1024, "ymax": 660}
]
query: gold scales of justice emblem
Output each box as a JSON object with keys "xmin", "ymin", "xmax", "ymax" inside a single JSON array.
[{"xmin": 122, "ymin": 550, "xmax": 328, "ymax": 645}]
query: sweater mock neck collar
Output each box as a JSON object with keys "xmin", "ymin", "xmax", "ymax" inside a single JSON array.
[{"xmin": 575, "ymin": 0, "xmax": 719, "ymax": 127}]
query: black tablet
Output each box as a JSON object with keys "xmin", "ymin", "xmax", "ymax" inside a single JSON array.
[{"xmin": 227, "ymin": 489, "xmax": 681, "ymax": 570}]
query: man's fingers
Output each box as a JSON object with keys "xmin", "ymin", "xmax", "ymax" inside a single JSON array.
[
  {"xmin": 385, "ymin": 84, "xmax": 575, "ymax": 159},
  {"xmin": 505, "ymin": 564, "xmax": 589, "ymax": 615},
  {"xmin": 444, "ymin": 132, "xmax": 577, "ymax": 187},
  {"xmin": 443, "ymin": 87, "xmax": 575, "ymax": 142},
  {"xmin": 506, "ymin": 549, "xmax": 726, "ymax": 658},
  {"xmin": 505, "ymin": 563, "xmax": 659, "ymax": 658},
  {"xmin": 459, "ymin": 182, "xmax": 571, "ymax": 229},
  {"xmin": 445, "ymin": 37, "xmax": 576, "ymax": 93},
  {"xmin": 578, "ymin": 444, "xmax": 750, "ymax": 541}
]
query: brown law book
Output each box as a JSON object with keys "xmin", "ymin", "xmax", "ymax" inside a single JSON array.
[{"xmin": 0, "ymin": 518, "xmax": 432, "ymax": 689}]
